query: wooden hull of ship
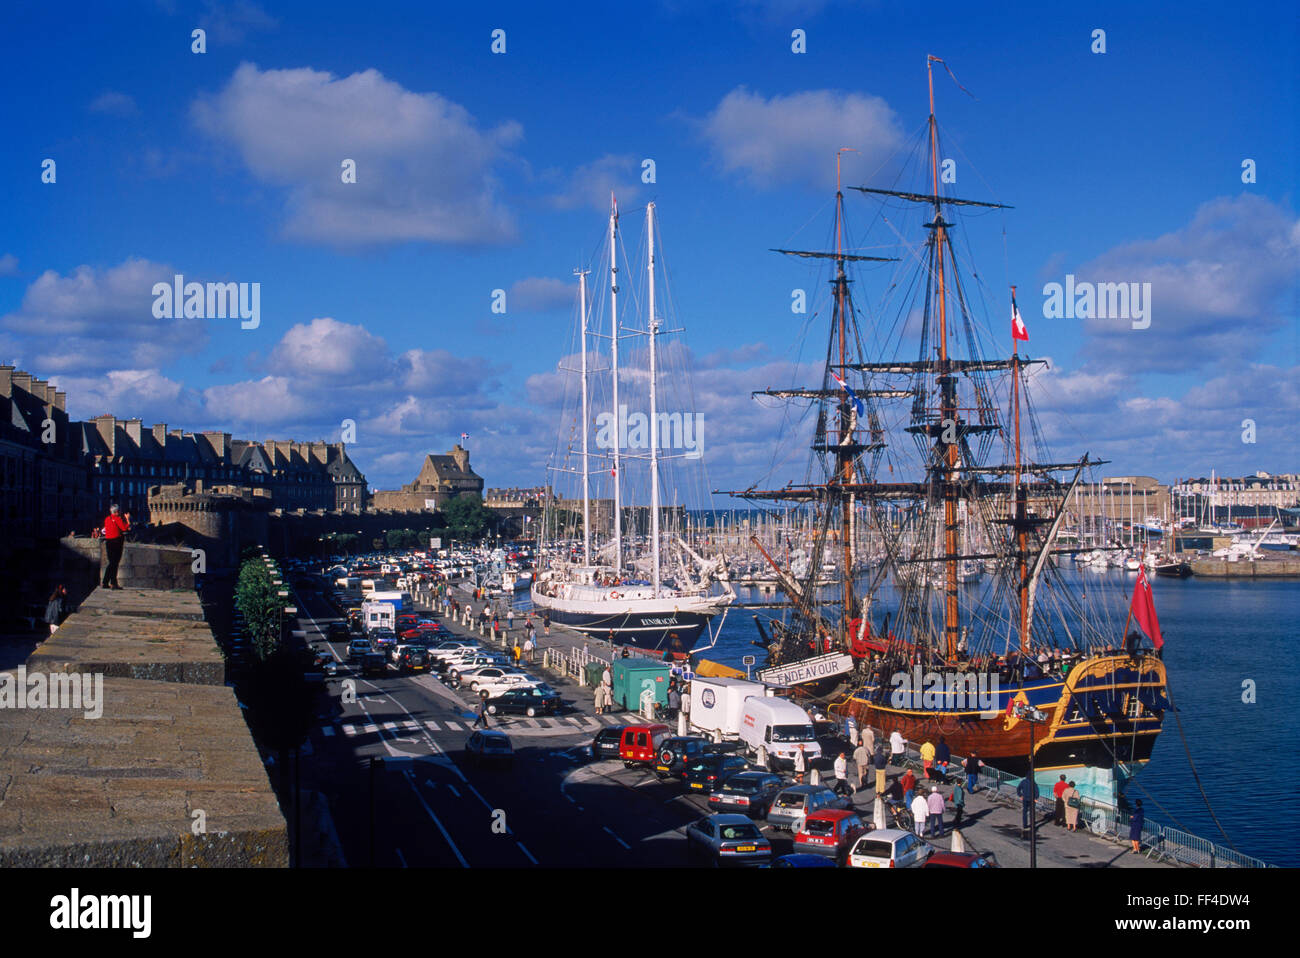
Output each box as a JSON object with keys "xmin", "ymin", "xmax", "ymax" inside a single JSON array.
[{"xmin": 830, "ymin": 653, "xmax": 1166, "ymax": 779}]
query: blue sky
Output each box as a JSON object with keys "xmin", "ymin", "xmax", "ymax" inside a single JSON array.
[{"xmin": 1, "ymin": 0, "xmax": 1296, "ymax": 501}]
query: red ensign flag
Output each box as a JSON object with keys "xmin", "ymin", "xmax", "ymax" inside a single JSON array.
[{"xmin": 1130, "ymin": 566, "xmax": 1164, "ymax": 649}]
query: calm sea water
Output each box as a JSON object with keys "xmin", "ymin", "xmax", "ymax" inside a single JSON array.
[{"xmin": 700, "ymin": 567, "xmax": 1300, "ymax": 867}]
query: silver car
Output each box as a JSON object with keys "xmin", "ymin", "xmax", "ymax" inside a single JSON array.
[{"xmin": 764, "ymin": 784, "xmax": 851, "ymax": 832}]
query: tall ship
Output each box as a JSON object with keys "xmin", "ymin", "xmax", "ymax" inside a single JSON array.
[
  {"xmin": 721, "ymin": 57, "xmax": 1169, "ymax": 804},
  {"xmin": 532, "ymin": 199, "xmax": 735, "ymax": 652}
]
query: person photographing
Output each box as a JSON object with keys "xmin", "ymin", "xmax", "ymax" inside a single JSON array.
[{"xmin": 101, "ymin": 504, "xmax": 131, "ymax": 590}]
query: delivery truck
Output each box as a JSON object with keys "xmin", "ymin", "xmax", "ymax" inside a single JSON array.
[
  {"xmin": 687, "ymin": 676, "xmax": 821, "ymax": 766},
  {"xmin": 368, "ymin": 590, "xmax": 411, "ymax": 614}
]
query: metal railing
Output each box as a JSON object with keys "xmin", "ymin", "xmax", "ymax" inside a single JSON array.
[{"xmin": 872, "ymin": 731, "xmax": 1272, "ymax": 868}]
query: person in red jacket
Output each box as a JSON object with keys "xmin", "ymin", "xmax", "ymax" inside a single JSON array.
[{"xmin": 102, "ymin": 504, "xmax": 131, "ymax": 589}]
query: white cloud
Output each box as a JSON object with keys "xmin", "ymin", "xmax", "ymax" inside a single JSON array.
[
  {"xmin": 51, "ymin": 368, "xmax": 202, "ymax": 423},
  {"xmin": 203, "ymin": 375, "xmax": 312, "ymax": 423},
  {"xmin": 507, "ymin": 277, "xmax": 574, "ymax": 313},
  {"xmin": 698, "ymin": 87, "xmax": 904, "ymax": 190},
  {"xmin": 192, "ymin": 63, "xmax": 523, "ymax": 246},
  {"xmin": 1074, "ymin": 195, "xmax": 1299, "ymax": 372},
  {"xmin": 267, "ymin": 317, "xmax": 392, "ymax": 379},
  {"xmin": 88, "ymin": 91, "xmax": 139, "ymax": 117},
  {"xmin": 0, "ymin": 259, "xmax": 209, "ymax": 373},
  {"xmin": 545, "ymin": 154, "xmax": 642, "ymax": 212}
]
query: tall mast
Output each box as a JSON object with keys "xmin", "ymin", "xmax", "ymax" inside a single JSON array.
[
  {"xmin": 609, "ymin": 195, "xmax": 623, "ymax": 574},
  {"xmin": 835, "ymin": 147, "xmax": 856, "ymax": 638},
  {"xmin": 576, "ymin": 266, "xmax": 592, "ymax": 567},
  {"xmin": 927, "ymin": 55, "xmax": 961, "ymax": 662},
  {"xmin": 1011, "ymin": 285, "xmax": 1029, "ymax": 652},
  {"xmin": 647, "ymin": 202, "xmax": 661, "ymax": 593}
]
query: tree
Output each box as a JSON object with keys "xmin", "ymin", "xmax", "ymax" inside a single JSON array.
[{"xmin": 442, "ymin": 493, "xmax": 491, "ymax": 540}]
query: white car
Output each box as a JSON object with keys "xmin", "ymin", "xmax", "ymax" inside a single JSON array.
[
  {"xmin": 458, "ymin": 664, "xmax": 528, "ymax": 687},
  {"xmin": 471, "ymin": 672, "xmax": 542, "ymax": 697},
  {"xmin": 447, "ymin": 658, "xmax": 512, "ymax": 680},
  {"xmin": 846, "ymin": 829, "xmax": 934, "ymax": 868}
]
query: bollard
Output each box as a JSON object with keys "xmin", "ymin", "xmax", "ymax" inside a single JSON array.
[
  {"xmin": 950, "ymin": 829, "xmax": 966, "ymax": 853},
  {"xmin": 677, "ymin": 710, "xmax": 687, "ymax": 736},
  {"xmin": 873, "ymin": 796, "xmax": 885, "ymax": 831},
  {"xmin": 810, "ymin": 768, "xmax": 821, "ymax": 786},
  {"xmin": 491, "ymin": 626, "xmax": 496, "ymax": 642}
]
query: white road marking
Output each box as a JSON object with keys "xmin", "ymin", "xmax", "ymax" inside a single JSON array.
[
  {"xmin": 566, "ymin": 717, "xmax": 585, "ymax": 727},
  {"xmin": 342, "ymin": 725, "xmax": 357, "ymax": 737},
  {"xmin": 363, "ymin": 725, "xmax": 377, "ymax": 734},
  {"xmin": 401, "ymin": 770, "xmax": 467, "ymax": 868},
  {"xmin": 517, "ymin": 842, "xmax": 538, "ymax": 865},
  {"xmin": 465, "ymin": 782, "xmax": 494, "ymax": 812},
  {"xmin": 383, "ymin": 722, "xmax": 398, "ymax": 732},
  {"xmin": 405, "ymin": 720, "xmax": 420, "ymax": 731},
  {"xmin": 444, "ymin": 721, "xmax": 461, "ymax": 730},
  {"xmin": 425, "ymin": 720, "xmax": 440, "ymax": 731},
  {"xmin": 602, "ymin": 826, "xmax": 631, "ymax": 850}
]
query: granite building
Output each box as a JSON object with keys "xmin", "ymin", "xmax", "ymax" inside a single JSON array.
[{"xmin": 371, "ymin": 445, "xmax": 483, "ymax": 512}]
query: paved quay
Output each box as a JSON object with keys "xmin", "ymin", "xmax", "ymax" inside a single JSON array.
[
  {"xmin": 415, "ymin": 579, "xmax": 1173, "ymax": 868},
  {"xmin": 0, "ymin": 586, "xmax": 287, "ymax": 867}
]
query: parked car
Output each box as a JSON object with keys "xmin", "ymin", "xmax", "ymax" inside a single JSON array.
[
  {"xmin": 347, "ymin": 638, "xmax": 372, "ymax": 660},
  {"xmin": 465, "ymin": 729, "xmax": 513, "ymax": 767},
  {"xmin": 766, "ymin": 853, "xmax": 838, "ymax": 868},
  {"xmin": 472, "ymin": 672, "xmax": 542, "ymax": 698},
  {"xmin": 484, "ymin": 685, "xmax": 561, "ymax": 717},
  {"xmin": 591, "ymin": 726, "xmax": 627, "ymax": 760},
  {"xmin": 683, "ymin": 754, "xmax": 754, "ymax": 793},
  {"xmin": 922, "ymin": 851, "xmax": 999, "ymax": 868},
  {"xmin": 649, "ymin": 735, "xmax": 708, "ymax": 779},
  {"xmin": 846, "ymin": 829, "xmax": 935, "ymax": 868},
  {"xmin": 397, "ymin": 645, "xmax": 429, "ymax": 673},
  {"xmin": 319, "ymin": 658, "xmax": 339, "ymax": 677},
  {"xmin": 765, "ymin": 784, "xmax": 852, "ymax": 832},
  {"xmin": 794, "ymin": 809, "xmax": 870, "ymax": 862},
  {"xmin": 360, "ymin": 652, "xmax": 388, "ymax": 677},
  {"xmin": 453, "ymin": 662, "xmax": 520, "ymax": 685},
  {"xmin": 619, "ymin": 724, "xmax": 671, "ymax": 767},
  {"xmin": 709, "ymin": 771, "xmax": 784, "ymax": 818},
  {"xmin": 685, "ymin": 814, "xmax": 773, "ymax": 867}
]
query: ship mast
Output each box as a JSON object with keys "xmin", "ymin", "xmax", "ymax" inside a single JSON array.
[
  {"xmin": 1011, "ymin": 285, "xmax": 1029, "ymax": 652},
  {"xmin": 647, "ymin": 202, "xmax": 661, "ymax": 593},
  {"xmin": 926, "ymin": 55, "xmax": 961, "ymax": 662},
  {"xmin": 576, "ymin": 266, "xmax": 592, "ymax": 567},
  {"xmin": 834, "ymin": 148, "xmax": 856, "ymax": 639},
  {"xmin": 609, "ymin": 195, "xmax": 623, "ymax": 574}
]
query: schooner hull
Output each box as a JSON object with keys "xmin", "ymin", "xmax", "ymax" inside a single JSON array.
[{"xmin": 832, "ymin": 653, "xmax": 1167, "ymax": 781}]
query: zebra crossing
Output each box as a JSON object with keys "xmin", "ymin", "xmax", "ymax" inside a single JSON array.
[{"xmin": 334, "ymin": 711, "xmax": 627, "ymax": 739}]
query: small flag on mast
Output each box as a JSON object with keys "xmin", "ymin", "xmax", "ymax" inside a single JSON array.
[
  {"xmin": 1011, "ymin": 297, "xmax": 1029, "ymax": 342},
  {"xmin": 460, "ymin": 432, "xmax": 469, "ymax": 441},
  {"xmin": 829, "ymin": 371, "xmax": 866, "ymax": 415}
]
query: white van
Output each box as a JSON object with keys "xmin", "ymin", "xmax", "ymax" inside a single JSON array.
[
  {"xmin": 361, "ymin": 600, "xmax": 395, "ymax": 635},
  {"xmin": 687, "ymin": 677, "xmax": 767, "ymax": 739},
  {"xmin": 739, "ymin": 696, "xmax": 821, "ymax": 764}
]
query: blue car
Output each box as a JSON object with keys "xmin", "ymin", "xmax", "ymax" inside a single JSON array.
[{"xmin": 767, "ymin": 853, "xmax": 838, "ymax": 868}]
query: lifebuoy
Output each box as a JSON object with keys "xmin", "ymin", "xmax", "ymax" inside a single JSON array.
[{"xmin": 610, "ymin": 591, "xmax": 622, "ymax": 599}]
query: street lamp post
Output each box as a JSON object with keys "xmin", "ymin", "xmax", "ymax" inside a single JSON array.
[{"xmin": 1015, "ymin": 702, "xmax": 1048, "ymax": 868}]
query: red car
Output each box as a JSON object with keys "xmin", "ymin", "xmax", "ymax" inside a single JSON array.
[
  {"xmin": 619, "ymin": 723, "xmax": 671, "ymax": 767},
  {"xmin": 793, "ymin": 809, "xmax": 870, "ymax": 862},
  {"xmin": 922, "ymin": 850, "xmax": 999, "ymax": 868}
]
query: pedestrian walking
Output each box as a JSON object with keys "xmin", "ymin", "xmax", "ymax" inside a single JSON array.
[
  {"xmin": 507, "ymin": 608, "xmax": 514, "ymax": 632},
  {"xmin": 901, "ymin": 768, "xmax": 917, "ymax": 808},
  {"xmin": 793, "ymin": 744, "xmax": 807, "ymax": 784},
  {"xmin": 1129, "ymin": 799, "xmax": 1145, "ymax": 852},
  {"xmin": 523, "ymin": 635, "xmax": 535, "ymax": 663},
  {"xmin": 862, "ymin": 725, "xmax": 876, "ymax": 756},
  {"xmin": 1017, "ymin": 775, "xmax": 1040, "ymax": 832},
  {"xmin": 1062, "ymin": 780, "xmax": 1081, "ymax": 831},
  {"xmin": 43, "ymin": 584, "xmax": 67, "ymax": 636},
  {"xmin": 920, "ymin": 739, "xmax": 936, "ymax": 779},
  {"xmin": 853, "ymin": 739, "xmax": 871, "ymax": 789},
  {"xmin": 512, "ymin": 641, "xmax": 521, "ymax": 666},
  {"xmin": 666, "ymin": 685, "xmax": 681, "ymax": 719},
  {"xmin": 964, "ymin": 751, "xmax": 984, "ymax": 792},
  {"xmin": 473, "ymin": 694, "xmax": 490, "ymax": 729},
  {"xmin": 873, "ymin": 743, "xmax": 887, "ymax": 794},
  {"xmin": 934, "ymin": 736, "xmax": 951, "ymax": 778},
  {"xmin": 542, "ymin": 611, "xmax": 550, "ymax": 636},
  {"xmin": 594, "ymin": 684, "xmax": 605, "ymax": 715},
  {"xmin": 101, "ymin": 504, "xmax": 131, "ymax": 589},
  {"xmin": 1053, "ymin": 774, "xmax": 1069, "ymax": 827},
  {"xmin": 889, "ymin": 729, "xmax": 905, "ymax": 766},
  {"xmin": 910, "ymin": 792, "xmax": 929, "ymax": 837},
  {"xmin": 950, "ymin": 779, "xmax": 966, "ymax": 830},
  {"xmin": 926, "ymin": 786, "xmax": 945, "ymax": 836},
  {"xmin": 833, "ymin": 752, "xmax": 851, "ymax": 796}
]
